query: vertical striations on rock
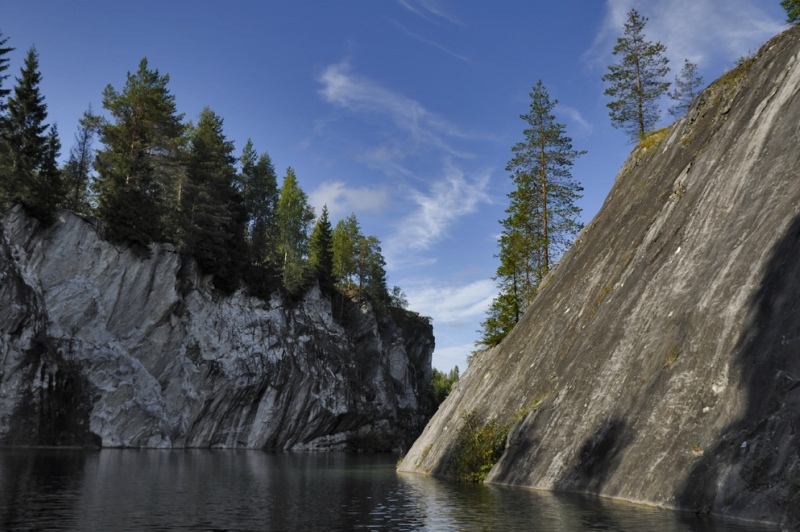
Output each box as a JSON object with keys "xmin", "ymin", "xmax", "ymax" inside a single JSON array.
[
  {"xmin": 0, "ymin": 205, "xmax": 433, "ymax": 451},
  {"xmin": 399, "ymin": 25, "xmax": 800, "ymax": 528}
]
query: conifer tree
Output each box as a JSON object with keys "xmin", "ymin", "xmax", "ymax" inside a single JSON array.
[
  {"xmin": 238, "ymin": 139, "xmax": 278, "ymax": 269},
  {"xmin": 30, "ymin": 124, "xmax": 64, "ymax": 223},
  {"xmin": 308, "ymin": 204, "xmax": 336, "ymax": 292},
  {"xmin": 92, "ymin": 58, "xmax": 185, "ymax": 249},
  {"xmin": 2, "ymin": 46, "xmax": 62, "ymax": 223},
  {"xmin": 62, "ymin": 110, "xmax": 96, "ymax": 214},
  {"xmin": 602, "ymin": 9, "xmax": 670, "ymax": 141},
  {"xmin": 0, "ymin": 29, "xmax": 12, "ymax": 115},
  {"xmin": 0, "ymin": 30, "xmax": 12, "ymax": 210},
  {"xmin": 275, "ymin": 167, "xmax": 315, "ymax": 294},
  {"xmin": 782, "ymin": 0, "xmax": 800, "ymax": 24},
  {"xmin": 181, "ymin": 107, "xmax": 245, "ymax": 289},
  {"xmin": 668, "ymin": 59, "xmax": 704, "ymax": 119},
  {"xmin": 479, "ymin": 81, "xmax": 584, "ymax": 348}
]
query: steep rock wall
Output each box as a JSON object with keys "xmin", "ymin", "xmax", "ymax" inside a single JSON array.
[
  {"xmin": 399, "ymin": 25, "xmax": 800, "ymax": 528},
  {"xmin": 0, "ymin": 207, "xmax": 433, "ymax": 450}
]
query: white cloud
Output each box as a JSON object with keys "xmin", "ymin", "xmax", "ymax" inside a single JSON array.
[
  {"xmin": 309, "ymin": 181, "xmax": 389, "ymax": 220},
  {"xmin": 405, "ymin": 278, "xmax": 496, "ymax": 324},
  {"xmin": 386, "ymin": 163, "xmax": 491, "ymax": 263},
  {"xmin": 588, "ymin": 0, "xmax": 787, "ymax": 71}
]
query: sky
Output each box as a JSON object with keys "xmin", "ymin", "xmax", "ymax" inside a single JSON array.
[{"xmin": 2, "ymin": 1, "xmax": 789, "ymax": 373}]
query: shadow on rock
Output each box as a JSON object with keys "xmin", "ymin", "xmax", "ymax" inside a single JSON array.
[
  {"xmin": 677, "ymin": 213, "xmax": 800, "ymax": 528},
  {"xmin": 554, "ymin": 417, "xmax": 632, "ymax": 494}
]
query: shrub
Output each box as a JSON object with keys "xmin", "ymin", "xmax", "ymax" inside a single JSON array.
[{"xmin": 449, "ymin": 409, "xmax": 508, "ymax": 482}]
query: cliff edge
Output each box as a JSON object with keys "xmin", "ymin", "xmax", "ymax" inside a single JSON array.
[
  {"xmin": 399, "ymin": 25, "xmax": 800, "ymax": 528},
  {"xmin": 0, "ymin": 206, "xmax": 433, "ymax": 450}
]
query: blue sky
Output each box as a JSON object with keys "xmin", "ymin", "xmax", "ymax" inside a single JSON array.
[{"xmin": 2, "ymin": 1, "xmax": 788, "ymax": 372}]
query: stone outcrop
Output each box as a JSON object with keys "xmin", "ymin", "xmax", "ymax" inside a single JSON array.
[
  {"xmin": 399, "ymin": 25, "xmax": 800, "ymax": 528},
  {"xmin": 0, "ymin": 206, "xmax": 433, "ymax": 450}
]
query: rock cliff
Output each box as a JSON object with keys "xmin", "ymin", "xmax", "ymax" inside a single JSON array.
[
  {"xmin": 399, "ymin": 25, "xmax": 800, "ymax": 528},
  {"xmin": 0, "ymin": 206, "xmax": 433, "ymax": 450}
]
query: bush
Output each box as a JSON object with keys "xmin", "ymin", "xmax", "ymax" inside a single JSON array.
[{"xmin": 448, "ymin": 409, "xmax": 508, "ymax": 482}]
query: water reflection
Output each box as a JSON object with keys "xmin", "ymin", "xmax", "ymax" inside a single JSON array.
[{"xmin": 0, "ymin": 450, "xmax": 779, "ymax": 531}]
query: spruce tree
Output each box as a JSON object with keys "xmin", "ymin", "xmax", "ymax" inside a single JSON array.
[
  {"xmin": 92, "ymin": 58, "xmax": 185, "ymax": 250},
  {"xmin": 181, "ymin": 107, "xmax": 245, "ymax": 289},
  {"xmin": 2, "ymin": 46, "xmax": 61, "ymax": 223},
  {"xmin": 0, "ymin": 29, "xmax": 13, "ymax": 114},
  {"xmin": 4, "ymin": 47, "xmax": 49, "ymax": 187},
  {"xmin": 782, "ymin": 0, "xmax": 800, "ymax": 24},
  {"xmin": 668, "ymin": 59, "xmax": 704, "ymax": 119},
  {"xmin": 479, "ymin": 81, "xmax": 584, "ymax": 348},
  {"xmin": 275, "ymin": 167, "xmax": 315, "ymax": 294},
  {"xmin": 62, "ymin": 109, "xmax": 96, "ymax": 214},
  {"xmin": 30, "ymin": 124, "xmax": 64, "ymax": 224},
  {"xmin": 0, "ymin": 30, "xmax": 12, "ymax": 210},
  {"xmin": 308, "ymin": 204, "xmax": 336, "ymax": 292},
  {"xmin": 602, "ymin": 8, "xmax": 670, "ymax": 141}
]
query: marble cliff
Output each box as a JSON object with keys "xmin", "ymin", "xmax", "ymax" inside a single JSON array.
[
  {"xmin": 0, "ymin": 205, "xmax": 433, "ymax": 450},
  {"xmin": 400, "ymin": 24, "xmax": 800, "ymax": 529}
]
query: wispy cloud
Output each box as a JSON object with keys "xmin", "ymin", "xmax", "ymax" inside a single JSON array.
[
  {"xmin": 405, "ymin": 278, "xmax": 496, "ymax": 324},
  {"xmin": 389, "ymin": 19, "xmax": 471, "ymax": 63},
  {"xmin": 386, "ymin": 163, "xmax": 491, "ymax": 265},
  {"xmin": 587, "ymin": 0, "xmax": 787, "ymax": 71},
  {"xmin": 396, "ymin": 0, "xmax": 464, "ymax": 26},
  {"xmin": 557, "ymin": 104, "xmax": 593, "ymax": 136},
  {"xmin": 318, "ymin": 61, "xmax": 470, "ymax": 157},
  {"xmin": 317, "ymin": 61, "xmax": 494, "ymax": 271},
  {"xmin": 309, "ymin": 181, "xmax": 389, "ymax": 221}
]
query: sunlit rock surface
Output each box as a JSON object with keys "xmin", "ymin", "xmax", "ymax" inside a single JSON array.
[
  {"xmin": 0, "ymin": 206, "xmax": 433, "ymax": 450},
  {"xmin": 399, "ymin": 25, "xmax": 800, "ymax": 529}
]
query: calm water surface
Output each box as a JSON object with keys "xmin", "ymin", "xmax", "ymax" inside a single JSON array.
[{"xmin": 0, "ymin": 449, "xmax": 779, "ymax": 531}]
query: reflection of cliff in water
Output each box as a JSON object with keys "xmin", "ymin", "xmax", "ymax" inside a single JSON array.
[
  {"xmin": 0, "ymin": 450, "xmax": 89, "ymax": 529},
  {"xmin": 0, "ymin": 450, "xmax": 770, "ymax": 530}
]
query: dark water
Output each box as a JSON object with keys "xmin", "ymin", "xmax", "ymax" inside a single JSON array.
[{"xmin": 0, "ymin": 449, "xmax": 778, "ymax": 531}]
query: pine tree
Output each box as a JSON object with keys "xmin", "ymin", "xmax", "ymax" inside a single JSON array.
[
  {"xmin": 602, "ymin": 9, "xmax": 670, "ymax": 141},
  {"xmin": 92, "ymin": 58, "xmax": 185, "ymax": 250},
  {"xmin": 782, "ymin": 0, "xmax": 800, "ymax": 24},
  {"xmin": 181, "ymin": 107, "xmax": 245, "ymax": 290},
  {"xmin": 308, "ymin": 204, "xmax": 336, "ymax": 292},
  {"xmin": 275, "ymin": 167, "xmax": 315, "ymax": 294},
  {"xmin": 668, "ymin": 59, "xmax": 704, "ymax": 119},
  {"xmin": 479, "ymin": 81, "xmax": 584, "ymax": 348}
]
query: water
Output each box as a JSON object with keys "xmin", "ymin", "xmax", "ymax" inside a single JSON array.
[{"xmin": 0, "ymin": 449, "xmax": 778, "ymax": 531}]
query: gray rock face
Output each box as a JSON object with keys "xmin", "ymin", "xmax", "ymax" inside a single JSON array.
[
  {"xmin": 399, "ymin": 26, "xmax": 800, "ymax": 528},
  {"xmin": 0, "ymin": 207, "xmax": 433, "ymax": 450}
]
